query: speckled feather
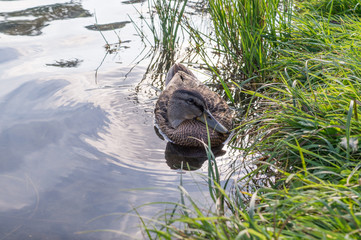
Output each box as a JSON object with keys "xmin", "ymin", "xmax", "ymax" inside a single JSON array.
[{"xmin": 155, "ymin": 65, "xmax": 233, "ymax": 147}]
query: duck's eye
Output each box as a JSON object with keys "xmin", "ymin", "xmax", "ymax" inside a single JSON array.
[{"xmin": 186, "ymin": 98, "xmax": 194, "ymax": 104}]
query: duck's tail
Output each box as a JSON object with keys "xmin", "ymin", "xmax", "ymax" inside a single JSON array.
[{"xmin": 165, "ymin": 63, "xmax": 196, "ymax": 86}]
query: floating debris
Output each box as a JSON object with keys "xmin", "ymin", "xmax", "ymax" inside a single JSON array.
[
  {"xmin": 121, "ymin": 0, "xmax": 147, "ymax": 4},
  {"xmin": 0, "ymin": 3, "xmax": 92, "ymax": 36},
  {"xmin": 85, "ymin": 21, "xmax": 131, "ymax": 31},
  {"xmin": 46, "ymin": 58, "xmax": 83, "ymax": 68}
]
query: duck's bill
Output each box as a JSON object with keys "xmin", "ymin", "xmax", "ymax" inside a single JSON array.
[{"xmin": 197, "ymin": 110, "xmax": 228, "ymax": 134}]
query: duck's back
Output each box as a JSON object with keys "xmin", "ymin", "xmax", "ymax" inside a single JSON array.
[{"xmin": 155, "ymin": 64, "xmax": 233, "ymax": 147}]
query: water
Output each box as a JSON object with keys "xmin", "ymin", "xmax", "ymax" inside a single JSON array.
[{"xmin": 0, "ymin": 0, "xmax": 236, "ymax": 239}]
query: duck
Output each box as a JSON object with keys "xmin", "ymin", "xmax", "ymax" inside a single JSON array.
[{"xmin": 155, "ymin": 63, "xmax": 233, "ymax": 147}]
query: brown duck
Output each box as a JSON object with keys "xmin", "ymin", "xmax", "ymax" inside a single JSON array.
[{"xmin": 155, "ymin": 63, "xmax": 233, "ymax": 147}]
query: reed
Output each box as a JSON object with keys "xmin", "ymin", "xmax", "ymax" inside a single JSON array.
[
  {"xmin": 184, "ymin": 0, "xmax": 293, "ymax": 88},
  {"xmin": 140, "ymin": 0, "xmax": 361, "ymax": 239},
  {"xmin": 130, "ymin": 0, "xmax": 189, "ymax": 87},
  {"xmin": 131, "ymin": 0, "xmax": 188, "ymax": 51},
  {"xmin": 303, "ymin": 0, "xmax": 361, "ymax": 15}
]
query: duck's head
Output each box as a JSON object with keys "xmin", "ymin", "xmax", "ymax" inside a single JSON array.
[{"xmin": 167, "ymin": 89, "xmax": 228, "ymax": 133}]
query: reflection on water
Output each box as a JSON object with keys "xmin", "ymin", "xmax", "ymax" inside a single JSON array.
[
  {"xmin": 0, "ymin": 77, "xmax": 185, "ymax": 239},
  {"xmin": 133, "ymin": 49, "xmax": 178, "ymax": 106},
  {"xmin": 0, "ymin": 80, "xmax": 110, "ymax": 239},
  {"xmin": 0, "ymin": 0, "xmax": 237, "ymax": 239},
  {"xmin": 0, "ymin": 2, "xmax": 91, "ymax": 35},
  {"xmin": 85, "ymin": 21, "xmax": 131, "ymax": 31},
  {"xmin": 0, "ymin": 79, "xmax": 108, "ymax": 182},
  {"xmin": 155, "ymin": 126, "xmax": 227, "ymax": 171},
  {"xmin": 165, "ymin": 143, "xmax": 226, "ymax": 170},
  {"xmin": 0, "ymin": 47, "xmax": 19, "ymax": 63}
]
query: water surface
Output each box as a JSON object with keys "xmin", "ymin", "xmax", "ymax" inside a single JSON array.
[{"xmin": 0, "ymin": 0, "xmax": 235, "ymax": 239}]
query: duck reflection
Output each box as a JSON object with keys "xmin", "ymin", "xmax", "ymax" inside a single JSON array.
[
  {"xmin": 164, "ymin": 142, "xmax": 226, "ymax": 171},
  {"xmin": 154, "ymin": 124, "xmax": 226, "ymax": 170}
]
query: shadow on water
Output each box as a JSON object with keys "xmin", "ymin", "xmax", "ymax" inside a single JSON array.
[{"xmin": 0, "ymin": 2, "xmax": 92, "ymax": 36}]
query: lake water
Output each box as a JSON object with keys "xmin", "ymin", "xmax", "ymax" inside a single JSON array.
[{"xmin": 0, "ymin": 0, "xmax": 238, "ymax": 239}]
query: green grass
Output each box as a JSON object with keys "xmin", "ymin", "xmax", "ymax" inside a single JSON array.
[
  {"xmin": 208, "ymin": 0, "xmax": 291, "ymax": 79},
  {"xmin": 184, "ymin": 0, "xmax": 293, "ymax": 87},
  {"xmin": 130, "ymin": 0, "xmax": 189, "ymax": 85},
  {"xmin": 131, "ymin": 0, "xmax": 187, "ymax": 51},
  {"xmin": 301, "ymin": 0, "xmax": 361, "ymax": 15},
  {"xmin": 139, "ymin": 0, "xmax": 361, "ymax": 239}
]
